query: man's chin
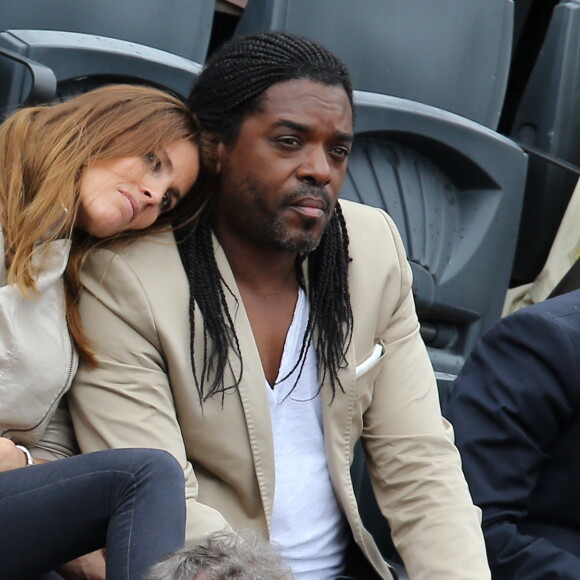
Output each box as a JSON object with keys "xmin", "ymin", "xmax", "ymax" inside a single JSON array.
[
  {"xmin": 277, "ymin": 233, "xmax": 322, "ymax": 254},
  {"xmin": 270, "ymin": 214, "xmax": 328, "ymax": 253}
]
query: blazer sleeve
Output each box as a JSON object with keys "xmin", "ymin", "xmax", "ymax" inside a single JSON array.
[
  {"xmin": 359, "ymin": 209, "xmax": 490, "ymax": 580},
  {"xmin": 68, "ymin": 247, "xmax": 231, "ymax": 543},
  {"xmin": 445, "ymin": 307, "xmax": 580, "ymax": 579}
]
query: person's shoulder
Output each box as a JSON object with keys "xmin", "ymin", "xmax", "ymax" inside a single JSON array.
[
  {"xmin": 339, "ymin": 199, "xmax": 400, "ymax": 239},
  {"xmin": 340, "ymin": 199, "xmax": 407, "ymax": 255},
  {"xmin": 487, "ymin": 290, "xmax": 580, "ymax": 352},
  {"xmin": 340, "ymin": 198, "xmax": 387, "ymax": 222},
  {"xmin": 83, "ymin": 228, "xmax": 180, "ymax": 280},
  {"xmin": 512, "ymin": 290, "xmax": 580, "ymax": 325}
]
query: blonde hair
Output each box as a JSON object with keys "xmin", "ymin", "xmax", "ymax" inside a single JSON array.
[{"xmin": 0, "ymin": 84, "xmax": 206, "ymax": 363}]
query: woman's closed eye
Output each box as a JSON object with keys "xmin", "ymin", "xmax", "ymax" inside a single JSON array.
[{"xmin": 145, "ymin": 151, "xmax": 162, "ymax": 173}]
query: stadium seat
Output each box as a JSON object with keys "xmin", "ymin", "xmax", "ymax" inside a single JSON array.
[
  {"xmin": 508, "ymin": 0, "xmax": 580, "ymax": 284},
  {"xmin": 345, "ymin": 91, "xmax": 527, "ymax": 394},
  {"xmin": 0, "ymin": 30, "xmax": 201, "ymax": 116},
  {"xmin": 234, "ymin": 0, "xmax": 514, "ymax": 129},
  {"xmin": 0, "ymin": 0, "xmax": 215, "ymax": 64}
]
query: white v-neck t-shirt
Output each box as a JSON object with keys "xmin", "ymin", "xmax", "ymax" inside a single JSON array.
[{"xmin": 266, "ymin": 289, "xmax": 348, "ymax": 579}]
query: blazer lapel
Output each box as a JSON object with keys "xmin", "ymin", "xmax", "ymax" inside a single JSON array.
[
  {"xmin": 319, "ymin": 334, "xmax": 358, "ymax": 474},
  {"xmin": 213, "ymin": 238, "xmax": 277, "ymax": 529},
  {"xmin": 300, "ymin": 259, "xmax": 358, "ymax": 478}
]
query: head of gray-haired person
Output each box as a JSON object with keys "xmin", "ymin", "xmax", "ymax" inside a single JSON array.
[{"xmin": 143, "ymin": 531, "xmax": 293, "ymax": 580}]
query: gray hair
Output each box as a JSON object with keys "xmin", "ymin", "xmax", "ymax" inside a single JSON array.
[{"xmin": 143, "ymin": 530, "xmax": 293, "ymax": 580}]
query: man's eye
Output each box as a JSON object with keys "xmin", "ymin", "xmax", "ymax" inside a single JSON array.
[
  {"xmin": 278, "ymin": 136, "xmax": 301, "ymax": 147},
  {"xmin": 332, "ymin": 146, "xmax": 351, "ymax": 158}
]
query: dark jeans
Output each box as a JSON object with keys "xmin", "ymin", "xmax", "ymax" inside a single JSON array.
[{"xmin": 0, "ymin": 448, "xmax": 186, "ymax": 580}]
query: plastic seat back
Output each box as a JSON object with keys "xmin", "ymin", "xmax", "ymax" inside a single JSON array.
[
  {"xmin": 509, "ymin": 0, "xmax": 580, "ymax": 284},
  {"xmin": 0, "ymin": 0, "xmax": 215, "ymax": 64},
  {"xmin": 234, "ymin": 0, "xmax": 514, "ymax": 129},
  {"xmin": 346, "ymin": 91, "xmax": 528, "ymax": 383},
  {"xmin": 0, "ymin": 30, "xmax": 201, "ymax": 116}
]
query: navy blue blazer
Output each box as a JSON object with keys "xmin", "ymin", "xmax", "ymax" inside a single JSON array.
[{"xmin": 445, "ymin": 290, "xmax": 580, "ymax": 579}]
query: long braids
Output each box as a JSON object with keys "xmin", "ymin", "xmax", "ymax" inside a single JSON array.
[
  {"xmin": 181, "ymin": 32, "xmax": 354, "ymax": 403},
  {"xmin": 176, "ymin": 214, "xmax": 243, "ymax": 403},
  {"xmin": 305, "ymin": 202, "xmax": 353, "ymax": 397},
  {"xmin": 188, "ymin": 32, "xmax": 354, "ymax": 144}
]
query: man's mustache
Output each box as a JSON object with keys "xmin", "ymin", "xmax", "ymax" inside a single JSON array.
[{"xmin": 283, "ymin": 185, "xmax": 332, "ymax": 212}]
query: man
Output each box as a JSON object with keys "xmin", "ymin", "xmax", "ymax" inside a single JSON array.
[
  {"xmin": 446, "ymin": 289, "xmax": 580, "ymax": 579},
  {"xmin": 69, "ymin": 32, "xmax": 490, "ymax": 579},
  {"xmin": 143, "ymin": 531, "xmax": 292, "ymax": 580}
]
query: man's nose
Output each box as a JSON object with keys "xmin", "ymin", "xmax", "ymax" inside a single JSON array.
[{"xmin": 297, "ymin": 147, "xmax": 332, "ymax": 187}]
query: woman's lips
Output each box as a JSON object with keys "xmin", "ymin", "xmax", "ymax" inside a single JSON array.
[{"xmin": 119, "ymin": 191, "xmax": 139, "ymax": 220}]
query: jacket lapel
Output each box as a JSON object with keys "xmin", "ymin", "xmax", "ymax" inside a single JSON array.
[
  {"xmin": 213, "ymin": 238, "xmax": 277, "ymax": 529},
  {"xmin": 300, "ymin": 259, "xmax": 358, "ymax": 481},
  {"xmin": 319, "ymin": 333, "xmax": 358, "ymax": 480}
]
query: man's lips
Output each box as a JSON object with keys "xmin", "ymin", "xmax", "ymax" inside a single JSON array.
[
  {"xmin": 119, "ymin": 191, "xmax": 139, "ymax": 220},
  {"xmin": 287, "ymin": 197, "xmax": 328, "ymax": 218}
]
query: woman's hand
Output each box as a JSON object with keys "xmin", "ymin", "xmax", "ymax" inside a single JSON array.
[{"xmin": 0, "ymin": 437, "xmax": 27, "ymax": 471}]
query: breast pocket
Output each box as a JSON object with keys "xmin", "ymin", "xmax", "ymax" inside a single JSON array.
[{"xmin": 355, "ymin": 341, "xmax": 386, "ymax": 405}]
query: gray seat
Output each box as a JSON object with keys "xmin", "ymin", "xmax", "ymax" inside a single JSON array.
[
  {"xmin": 0, "ymin": 0, "xmax": 215, "ymax": 64},
  {"xmin": 0, "ymin": 30, "xmax": 201, "ymax": 115},
  {"xmin": 234, "ymin": 0, "xmax": 514, "ymax": 129},
  {"xmin": 346, "ymin": 91, "xmax": 528, "ymax": 388},
  {"xmin": 509, "ymin": 0, "xmax": 580, "ymax": 284}
]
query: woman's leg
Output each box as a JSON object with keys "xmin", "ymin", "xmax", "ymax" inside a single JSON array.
[
  {"xmin": 104, "ymin": 448, "xmax": 186, "ymax": 578},
  {"xmin": 0, "ymin": 448, "xmax": 185, "ymax": 580}
]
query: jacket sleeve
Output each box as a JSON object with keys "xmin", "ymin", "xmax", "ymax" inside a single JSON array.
[
  {"xmin": 358, "ymin": 209, "xmax": 490, "ymax": 580},
  {"xmin": 30, "ymin": 398, "xmax": 80, "ymax": 461},
  {"xmin": 68, "ymin": 247, "xmax": 231, "ymax": 543},
  {"xmin": 445, "ymin": 307, "xmax": 580, "ymax": 579}
]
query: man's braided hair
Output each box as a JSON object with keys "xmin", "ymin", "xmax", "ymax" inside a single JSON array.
[{"xmin": 179, "ymin": 32, "xmax": 354, "ymax": 403}]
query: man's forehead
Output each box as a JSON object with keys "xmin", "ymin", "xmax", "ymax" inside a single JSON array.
[{"xmin": 255, "ymin": 78, "xmax": 353, "ymax": 130}]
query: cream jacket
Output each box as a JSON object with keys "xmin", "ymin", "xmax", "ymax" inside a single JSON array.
[
  {"xmin": 69, "ymin": 200, "xmax": 490, "ymax": 580},
  {"xmin": 0, "ymin": 228, "xmax": 78, "ymax": 460}
]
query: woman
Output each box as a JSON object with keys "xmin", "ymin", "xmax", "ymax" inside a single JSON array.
[{"xmin": 0, "ymin": 84, "xmax": 204, "ymax": 579}]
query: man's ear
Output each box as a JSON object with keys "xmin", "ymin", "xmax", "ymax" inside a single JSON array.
[
  {"xmin": 215, "ymin": 141, "xmax": 226, "ymax": 174},
  {"xmin": 199, "ymin": 132, "xmax": 223, "ymax": 175}
]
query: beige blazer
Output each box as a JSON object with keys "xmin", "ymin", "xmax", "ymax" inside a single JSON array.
[{"xmin": 69, "ymin": 200, "xmax": 490, "ymax": 580}]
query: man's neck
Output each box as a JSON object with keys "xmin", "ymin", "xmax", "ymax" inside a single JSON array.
[
  {"xmin": 215, "ymin": 227, "xmax": 300, "ymax": 295},
  {"xmin": 214, "ymin": 226, "xmax": 302, "ymax": 386}
]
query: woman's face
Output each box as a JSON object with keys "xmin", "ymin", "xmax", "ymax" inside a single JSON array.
[{"xmin": 76, "ymin": 138, "xmax": 199, "ymax": 238}]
